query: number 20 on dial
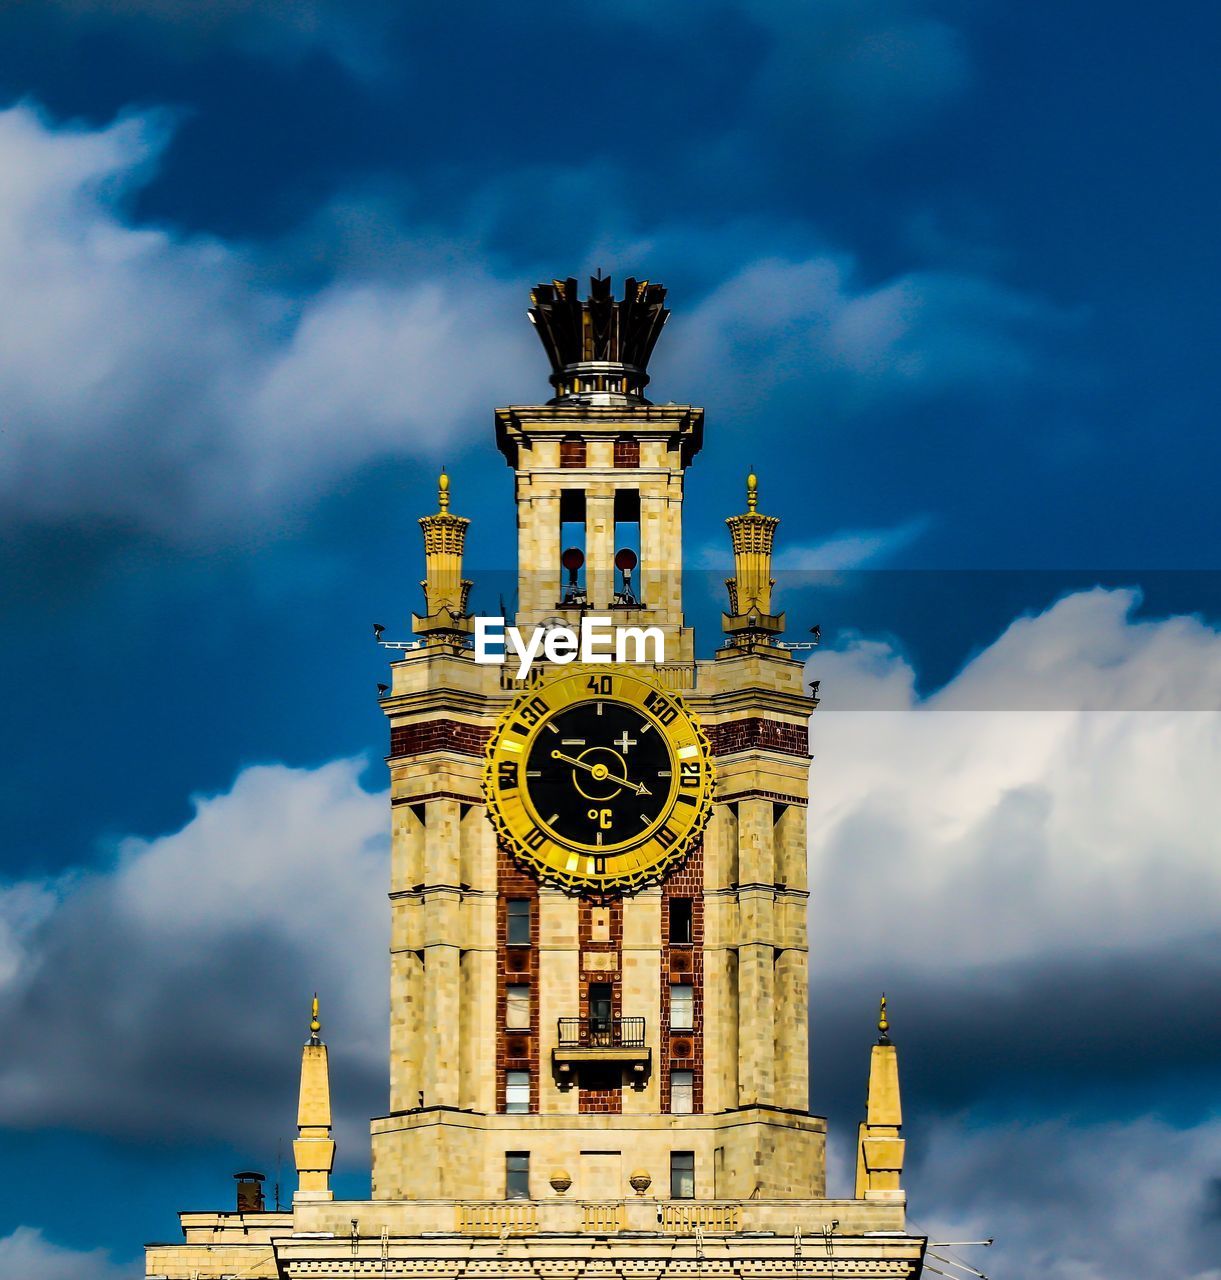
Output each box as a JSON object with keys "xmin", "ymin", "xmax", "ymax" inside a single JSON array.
[{"xmin": 483, "ymin": 668, "xmax": 714, "ymax": 893}]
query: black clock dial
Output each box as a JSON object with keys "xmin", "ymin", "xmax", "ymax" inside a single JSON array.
[{"xmin": 522, "ymin": 700, "xmax": 673, "ymax": 850}]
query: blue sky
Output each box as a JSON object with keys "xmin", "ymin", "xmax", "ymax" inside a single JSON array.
[{"xmin": 0, "ymin": 4, "xmax": 1219, "ymax": 1278}]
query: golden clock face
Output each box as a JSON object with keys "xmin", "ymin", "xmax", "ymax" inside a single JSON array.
[{"xmin": 483, "ymin": 668, "xmax": 714, "ymax": 894}]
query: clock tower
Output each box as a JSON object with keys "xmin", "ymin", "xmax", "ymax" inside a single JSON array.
[
  {"xmin": 144, "ymin": 275, "xmax": 927, "ymax": 1279},
  {"xmin": 372, "ymin": 274, "xmax": 823, "ymax": 1205}
]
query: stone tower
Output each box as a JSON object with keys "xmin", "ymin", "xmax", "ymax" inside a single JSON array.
[{"xmin": 144, "ymin": 275, "xmax": 927, "ymax": 1279}]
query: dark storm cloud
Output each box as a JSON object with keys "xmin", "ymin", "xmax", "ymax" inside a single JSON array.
[
  {"xmin": 0, "ymin": 760, "xmax": 388, "ymax": 1155},
  {"xmin": 810, "ymin": 935, "xmax": 1221, "ymax": 1133},
  {"xmin": 903, "ymin": 1112, "xmax": 1221, "ymax": 1280}
]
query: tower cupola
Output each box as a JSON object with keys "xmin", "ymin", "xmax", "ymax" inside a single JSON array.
[{"xmin": 528, "ymin": 274, "xmax": 669, "ymax": 405}]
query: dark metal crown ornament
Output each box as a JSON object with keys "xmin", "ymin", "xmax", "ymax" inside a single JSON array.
[{"xmin": 528, "ymin": 274, "xmax": 669, "ymax": 404}]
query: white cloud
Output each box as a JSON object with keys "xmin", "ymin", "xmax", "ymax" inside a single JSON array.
[
  {"xmin": 773, "ymin": 517, "xmax": 930, "ymax": 571},
  {"xmin": 0, "ymin": 588, "xmax": 1216, "ymax": 1280},
  {"xmin": 0, "ymin": 104, "xmax": 1075, "ymax": 544},
  {"xmin": 0, "ymin": 103, "xmax": 535, "ymax": 537},
  {"xmin": 692, "ymin": 518, "xmax": 928, "ymax": 582},
  {"xmin": 665, "ymin": 253, "xmax": 1074, "ymax": 423},
  {"xmin": 0, "ymin": 1227, "xmax": 133, "ymax": 1280},
  {"xmin": 0, "ymin": 758, "xmax": 389, "ymax": 1150},
  {"xmin": 808, "ymin": 587, "xmax": 1221, "ymax": 975},
  {"xmin": 805, "ymin": 592, "xmax": 1221, "ymax": 1280}
]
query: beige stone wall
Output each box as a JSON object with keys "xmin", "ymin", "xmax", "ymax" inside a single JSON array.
[
  {"xmin": 370, "ymin": 1105, "xmax": 824, "ymax": 1201},
  {"xmin": 498, "ymin": 405, "xmax": 697, "ymax": 642},
  {"xmin": 147, "ymin": 1200, "xmax": 922, "ymax": 1280}
]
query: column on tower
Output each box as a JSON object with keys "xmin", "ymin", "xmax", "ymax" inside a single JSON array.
[
  {"xmin": 773, "ymin": 802, "xmax": 810, "ymax": 1111},
  {"xmin": 389, "ymin": 801, "xmax": 425, "ymax": 1114},
  {"xmin": 773, "ymin": 946, "xmax": 808, "ymax": 1110},
  {"xmin": 516, "ymin": 479, "xmax": 561, "ymax": 619},
  {"xmin": 701, "ymin": 801, "xmax": 739, "ymax": 1112},
  {"xmin": 586, "ymin": 485, "xmax": 615, "ymax": 608},
  {"xmin": 460, "ymin": 803, "xmax": 497, "ymax": 1115},
  {"xmin": 537, "ymin": 888, "xmax": 580, "ymax": 1116},
  {"xmin": 422, "ymin": 798, "xmax": 463, "ymax": 1109},
  {"xmin": 736, "ymin": 796, "xmax": 776, "ymax": 1106},
  {"xmin": 637, "ymin": 455, "xmax": 684, "ymax": 625}
]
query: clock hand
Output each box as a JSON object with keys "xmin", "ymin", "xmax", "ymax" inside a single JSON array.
[{"xmin": 549, "ymin": 750, "xmax": 651, "ymax": 797}]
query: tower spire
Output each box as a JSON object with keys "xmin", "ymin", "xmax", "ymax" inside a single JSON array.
[
  {"xmin": 854, "ymin": 994, "xmax": 905, "ymax": 1201},
  {"xmin": 412, "ymin": 469, "xmax": 474, "ymax": 641},
  {"xmin": 723, "ymin": 469, "xmax": 785, "ymax": 645},
  {"xmin": 294, "ymin": 993, "xmax": 335, "ymax": 1203}
]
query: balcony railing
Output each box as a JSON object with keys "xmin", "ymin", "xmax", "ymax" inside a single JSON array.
[{"xmin": 557, "ymin": 1016, "xmax": 646, "ymax": 1049}]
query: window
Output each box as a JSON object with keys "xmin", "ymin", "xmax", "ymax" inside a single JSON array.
[
  {"xmin": 612, "ymin": 488, "xmax": 642, "ymax": 605},
  {"xmin": 671, "ymin": 1070, "xmax": 694, "ymax": 1115},
  {"xmin": 505, "ymin": 1071, "xmax": 530, "ymax": 1114},
  {"xmin": 506, "ymin": 1152, "xmax": 530, "ymax": 1199},
  {"xmin": 670, "ymin": 983, "xmax": 694, "ymax": 1030},
  {"xmin": 669, "ymin": 898, "xmax": 693, "ymax": 944},
  {"xmin": 506, "ymin": 984, "xmax": 530, "ymax": 1029},
  {"xmin": 559, "ymin": 490, "xmax": 587, "ymax": 603},
  {"xmin": 588, "ymin": 983, "xmax": 614, "ymax": 1031},
  {"xmin": 507, "ymin": 899, "xmax": 531, "ymax": 946},
  {"xmin": 670, "ymin": 1151, "xmax": 695, "ymax": 1200}
]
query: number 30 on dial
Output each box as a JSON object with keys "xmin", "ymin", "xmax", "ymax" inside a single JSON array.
[{"xmin": 483, "ymin": 668, "xmax": 714, "ymax": 893}]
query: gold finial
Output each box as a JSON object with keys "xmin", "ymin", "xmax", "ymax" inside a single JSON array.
[
  {"xmin": 438, "ymin": 469, "xmax": 450, "ymax": 512},
  {"xmin": 310, "ymin": 992, "xmax": 321, "ymax": 1044},
  {"xmin": 746, "ymin": 468, "xmax": 758, "ymax": 513},
  {"xmin": 878, "ymin": 993, "xmax": 890, "ymax": 1044}
]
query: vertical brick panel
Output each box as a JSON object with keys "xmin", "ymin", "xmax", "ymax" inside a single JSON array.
[
  {"xmin": 613, "ymin": 439, "xmax": 641, "ymax": 468},
  {"xmin": 661, "ymin": 843, "xmax": 704, "ymax": 1114},
  {"xmin": 560, "ymin": 439, "xmax": 587, "ymax": 467},
  {"xmin": 577, "ymin": 898, "xmax": 624, "ymax": 1115},
  {"xmin": 496, "ymin": 847, "xmax": 540, "ymax": 1113}
]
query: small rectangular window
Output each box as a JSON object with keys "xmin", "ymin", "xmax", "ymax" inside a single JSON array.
[
  {"xmin": 671, "ymin": 1070, "xmax": 694, "ymax": 1115},
  {"xmin": 507, "ymin": 899, "xmax": 531, "ymax": 946},
  {"xmin": 670, "ymin": 1151, "xmax": 695, "ymax": 1200},
  {"xmin": 505, "ymin": 1071, "xmax": 530, "ymax": 1114},
  {"xmin": 506, "ymin": 1152, "xmax": 530, "ymax": 1199},
  {"xmin": 506, "ymin": 984, "xmax": 530, "ymax": 1029},
  {"xmin": 670, "ymin": 983, "xmax": 694, "ymax": 1030},
  {"xmin": 669, "ymin": 898, "xmax": 693, "ymax": 944},
  {"xmin": 588, "ymin": 983, "xmax": 614, "ymax": 1032}
]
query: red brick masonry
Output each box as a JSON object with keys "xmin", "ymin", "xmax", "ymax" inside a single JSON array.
[
  {"xmin": 496, "ymin": 848, "xmax": 539, "ymax": 1114},
  {"xmin": 704, "ymin": 717, "xmax": 810, "ymax": 758},
  {"xmin": 660, "ymin": 843, "xmax": 704, "ymax": 1114},
  {"xmin": 390, "ymin": 720, "xmax": 491, "ymax": 759},
  {"xmin": 391, "ymin": 718, "xmax": 808, "ymax": 762},
  {"xmin": 577, "ymin": 898, "xmax": 624, "ymax": 1115},
  {"xmin": 613, "ymin": 439, "xmax": 641, "ymax": 467}
]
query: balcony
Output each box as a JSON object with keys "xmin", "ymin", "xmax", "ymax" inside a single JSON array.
[{"xmin": 553, "ymin": 1017, "xmax": 651, "ymax": 1077}]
